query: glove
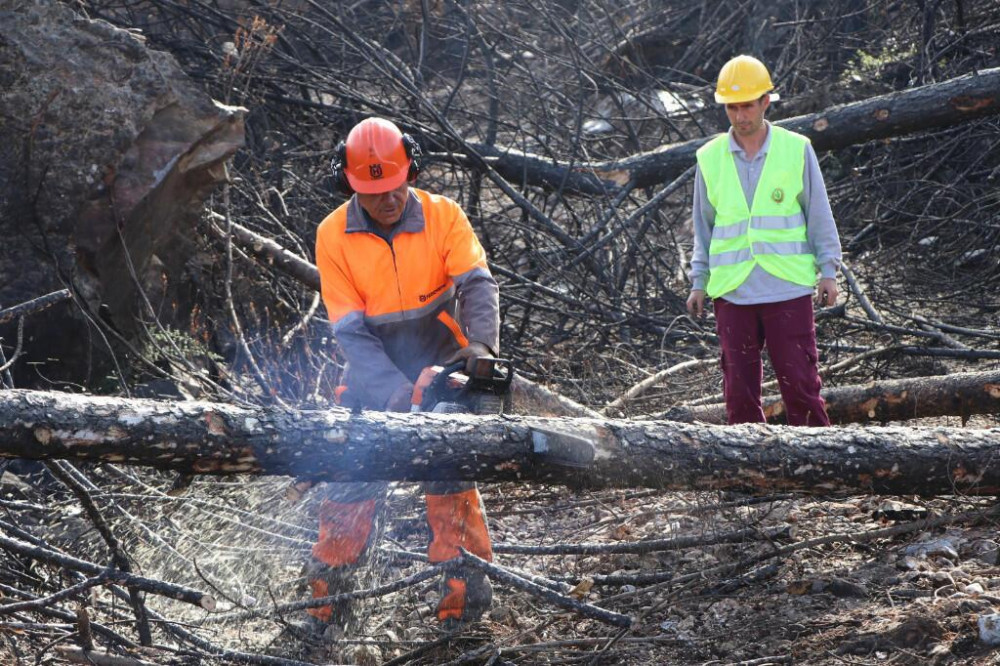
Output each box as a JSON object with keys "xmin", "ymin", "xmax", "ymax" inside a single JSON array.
[
  {"xmin": 384, "ymin": 381, "xmax": 414, "ymax": 412},
  {"xmin": 445, "ymin": 341, "xmax": 492, "ymax": 374}
]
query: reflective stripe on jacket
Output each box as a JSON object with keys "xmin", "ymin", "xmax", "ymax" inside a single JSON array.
[
  {"xmin": 696, "ymin": 125, "xmax": 817, "ymax": 299},
  {"xmin": 315, "ymin": 188, "xmax": 500, "ymax": 408}
]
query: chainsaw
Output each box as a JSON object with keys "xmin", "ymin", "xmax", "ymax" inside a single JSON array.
[
  {"xmin": 409, "ymin": 357, "xmax": 595, "ymax": 470},
  {"xmin": 410, "ymin": 357, "xmax": 514, "ymax": 415}
]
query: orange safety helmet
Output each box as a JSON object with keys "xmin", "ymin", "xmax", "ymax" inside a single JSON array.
[
  {"xmin": 714, "ymin": 55, "xmax": 778, "ymax": 104},
  {"xmin": 332, "ymin": 118, "xmax": 422, "ymax": 195}
]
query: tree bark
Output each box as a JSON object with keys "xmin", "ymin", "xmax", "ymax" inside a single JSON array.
[
  {"xmin": 2, "ymin": 389, "xmax": 999, "ymax": 496},
  {"xmin": 0, "ymin": 1, "xmax": 243, "ymax": 387},
  {"xmin": 470, "ymin": 67, "xmax": 1000, "ymax": 193},
  {"xmin": 666, "ymin": 369, "xmax": 1000, "ymax": 425}
]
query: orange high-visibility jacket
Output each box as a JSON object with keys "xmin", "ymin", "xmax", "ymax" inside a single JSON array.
[{"xmin": 315, "ymin": 188, "xmax": 500, "ymax": 409}]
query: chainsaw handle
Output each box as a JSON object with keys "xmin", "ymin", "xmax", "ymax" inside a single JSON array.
[
  {"xmin": 472, "ymin": 357, "xmax": 514, "ymax": 393},
  {"xmin": 410, "ymin": 362, "xmax": 466, "ymax": 412},
  {"xmin": 423, "ymin": 360, "xmax": 467, "ymax": 408}
]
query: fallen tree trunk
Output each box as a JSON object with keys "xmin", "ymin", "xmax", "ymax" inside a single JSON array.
[
  {"xmin": 2, "ymin": 389, "xmax": 999, "ymax": 496},
  {"xmin": 663, "ymin": 369, "xmax": 1000, "ymax": 425},
  {"xmin": 471, "ymin": 67, "xmax": 1000, "ymax": 193}
]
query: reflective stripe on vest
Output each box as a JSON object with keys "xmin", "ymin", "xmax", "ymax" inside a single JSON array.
[{"xmin": 696, "ymin": 125, "xmax": 818, "ymax": 299}]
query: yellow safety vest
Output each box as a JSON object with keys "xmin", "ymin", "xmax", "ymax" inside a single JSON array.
[{"xmin": 696, "ymin": 126, "xmax": 817, "ymax": 299}]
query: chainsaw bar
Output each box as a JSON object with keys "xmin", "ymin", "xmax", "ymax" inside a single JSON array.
[{"xmin": 530, "ymin": 427, "xmax": 596, "ymax": 469}]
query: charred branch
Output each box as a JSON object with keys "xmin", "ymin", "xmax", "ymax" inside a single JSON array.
[
  {"xmin": 471, "ymin": 67, "xmax": 1000, "ymax": 192},
  {"xmin": 0, "ymin": 528, "xmax": 215, "ymax": 610},
  {"xmin": 666, "ymin": 369, "xmax": 1000, "ymax": 425},
  {"xmin": 0, "ymin": 290, "xmax": 71, "ymax": 326}
]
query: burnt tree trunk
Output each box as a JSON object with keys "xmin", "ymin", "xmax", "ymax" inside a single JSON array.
[
  {"xmin": 667, "ymin": 369, "xmax": 1000, "ymax": 425},
  {"xmin": 472, "ymin": 67, "xmax": 1000, "ymax": 193},
  {"xmin": 2, "ymin": 389, "xmax": 999, "ymax": 496}
]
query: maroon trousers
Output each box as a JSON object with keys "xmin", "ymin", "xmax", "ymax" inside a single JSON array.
[{"xmin": 714, "ymin": 295, "xmax": 830, "ymax": 426}]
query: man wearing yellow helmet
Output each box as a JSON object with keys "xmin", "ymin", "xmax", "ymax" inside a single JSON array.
[{"xmin": 686, "ymin": 56, "xmax": 842, "ymax": 426}]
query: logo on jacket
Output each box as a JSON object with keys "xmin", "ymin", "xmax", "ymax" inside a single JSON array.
[
  {"xmin": 369, "ymin": 163, "xmax": 383, "ymax": 179},
  {"xmin": 771, "ymin": 187, "xmax": 784, "ymax": 203},
  {"xmin": 419, "ymin": 282, "xmax": 447, "ymax": 303}
]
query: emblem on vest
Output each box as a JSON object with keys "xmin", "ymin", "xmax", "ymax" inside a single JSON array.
[
  {"xmin": 771, "ymin": 187, "xmax": 784, "ymax": 203},
  {"xmin": 419, "ymin": 282, "xmax": 447, "ymax": 303},
  {"xmin": 369, "ymin": 163, "xmax": 383, "ymax": 179}
]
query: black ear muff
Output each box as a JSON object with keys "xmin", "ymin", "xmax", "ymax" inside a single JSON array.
[
  {"xmin": 402, "ymin": 133, "xmax": 422, "ymax": 181},
  {"xmin": 330, "ymin": 141, "xmax": 353, "ymax": 195}
]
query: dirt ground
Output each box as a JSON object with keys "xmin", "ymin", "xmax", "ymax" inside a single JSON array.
[{"xmin": 4, "ymin": 414, "xmax": 1000, "ymax": 666}]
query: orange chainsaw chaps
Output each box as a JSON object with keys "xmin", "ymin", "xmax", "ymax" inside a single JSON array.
[
  {"xmin": 425, "ymin": 489, "xmax": 493, "ymax": 563},
  {"xmin": 311, "ymin": 499, "xmax": 378, "ymax": 568}
]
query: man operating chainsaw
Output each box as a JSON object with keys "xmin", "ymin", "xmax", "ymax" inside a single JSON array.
[{"xmin": 311, "ymin": 117, "xmax": 499, "ymax": 634}]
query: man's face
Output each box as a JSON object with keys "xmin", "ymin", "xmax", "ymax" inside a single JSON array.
[
  {"xmin": 725, "ymin": 96, "xmax": 769, "ymax": 137},
  {"xmin": 357, "ymin": 181, "xmax": 410, "ymax": 228}
]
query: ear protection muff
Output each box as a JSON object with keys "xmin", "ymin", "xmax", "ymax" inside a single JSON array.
[
  {"xmin": 401, "ymin": 133, "xmax": 422, "ymax": 181},
  {"xmin": 330, "ymin": 133, "xmax": 422, "ymax": 196},
  {"xmin": 330, "ymin": 140, "xmax": 352, "ymax": 195}
]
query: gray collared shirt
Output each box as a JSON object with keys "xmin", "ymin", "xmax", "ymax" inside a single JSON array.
[
  {"xmin": 345, "ymin": 189, "xmax": 425, "ymax": 238},
  {"xmin": 689, "ymin": 122, "xmax": 842, "ymax": 304}
]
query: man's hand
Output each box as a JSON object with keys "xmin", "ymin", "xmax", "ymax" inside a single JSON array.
[
  {"xmin": 385, "ymin": 381, "xmax": 415, "ymax": 412},
  {"xmin": 816, "ymin": 277, "xmax": 839, "ymax": 308},
  {"xmin": 686, "ymin": 289, "xmax": 707, "ymax": 318},
  {"xmin": 446, "ymin": 341, "xmax": 492, "ymax": 374}
]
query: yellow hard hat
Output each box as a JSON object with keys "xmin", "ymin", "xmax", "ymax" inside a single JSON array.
[{"xmin": 714, "ymin": 55, "xmax": 777, "ymax": 104}]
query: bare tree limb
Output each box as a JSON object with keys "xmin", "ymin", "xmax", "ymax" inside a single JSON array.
[
  {"xmin": 0, "ymin": 530, "xmax": 215, "ymax": 610},
  {"xmin": 469, "ymin": 67, "xmax": 1000, "ymax": 193},
  {"xmin": 459, "ymin": 549, "xmax": 633, "ymax": 628},
  {"xmin": 0, "ymin": 289, "xmax": 71, "ymax": 326}
]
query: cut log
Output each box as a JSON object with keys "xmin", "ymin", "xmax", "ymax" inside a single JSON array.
[
  {"xmin": 469, "ymin": 67, "xmax": 1000, "ymax": 193},
  {"xmin": 2, "ymin": 389, "xmax": 999, "ymax": 496},
  {"xmin": 663, "ymin": 369, "xmax": 1000, "ymax": 425}
]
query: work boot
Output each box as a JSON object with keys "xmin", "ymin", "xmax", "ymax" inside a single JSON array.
[
  {"xmin": 438, "ymin": 567, "xmax": 493, "ymax": 632},
  {"xmin": 306, "ymin": 483, "xmax": 388, "ymax": 632},
  {"xmin": 303, "ymin": 561, "xmax": 361, "ymax": 638},
  {"xmin": 425, "ymin": 486, "xmax": 495, "ymax": 630}
]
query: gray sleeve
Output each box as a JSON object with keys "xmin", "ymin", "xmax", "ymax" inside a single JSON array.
[
  {"xmin": 799, "ymin": 143, "xmax": 842, "ymax": 279},
  {"xmin": 332, "ymin": 312, "xmax": 411, "ymax": 408},
  {"xmin": 688, "ymin": 165, "xmax": 714, "ymax": 291},
  {"xmin": 454, "ymin": 266, "xmax": 501, "ymax": 354}
]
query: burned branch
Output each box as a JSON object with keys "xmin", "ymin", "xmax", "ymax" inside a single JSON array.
[{"xmin": 664, "ymin": 368, "xmax": 1000, "ymax": 425}]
